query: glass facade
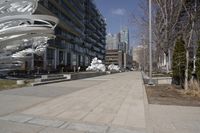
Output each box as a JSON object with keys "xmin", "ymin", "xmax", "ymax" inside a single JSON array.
[
  {"xmin": 35, "ymin": 0, "xmax": 106, "ymax": 71},
  {"xmin": 84, "ymin": 0, "xmax": 106, "ymax": 62}
]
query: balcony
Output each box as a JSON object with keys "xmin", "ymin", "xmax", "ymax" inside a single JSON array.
[
  {"xmin": 84, "ymin": 42, "xmax": 92, "ymax": 48},
  {"xmin": 88, "ymin": 23, "xmax": 96, "ymax": 31},
  {"xmin": 91, "ymin": 32, "xmax": 100, "ymax": 40},
  {"xmin": 93, "ymin": 46, "xmax": 101, "ymax": 52},
  {"xmin": 62, "ymin": 0, "xmax": 83, "ymax": 19},
  {"xmin": 93, "ymin": 19, "xmax": 100, "ymax": 28}
]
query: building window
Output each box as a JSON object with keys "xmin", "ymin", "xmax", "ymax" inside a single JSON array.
[
  {"xmin": 59, "ymin": 51, "xmax": 65, "ymax": 65},
  {"xmin": 44, "ymin": 0, "xmax": 48, "ymax": 7}
]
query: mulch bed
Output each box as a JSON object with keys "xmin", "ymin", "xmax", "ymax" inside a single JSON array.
[{"xmin": 145, "ymin": 85, "xmax": 200, "ymax": 107}]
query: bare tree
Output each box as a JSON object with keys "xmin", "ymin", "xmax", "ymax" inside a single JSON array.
[
  {"xmin": 130, "ymin": 0, "xmax": 183, "ymax": 72},
  {"xmin": 154, "ymin": 0, "xmax": 184, "ymax": 73},
  {"xmin": 130, "ymin": 0, "xmax": 200, "ymax": 85},
  {"xmin": 180, "ymin": 0, "xmax": 200, "ymax": 90},
  {"xmin": 129, "ymin": 0, "xmax": 161, "ymax": 71}
]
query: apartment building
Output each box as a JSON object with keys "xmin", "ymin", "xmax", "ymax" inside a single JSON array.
[{"xmin": 31, "ymin": 0, "xmax": 106, "ymax": 71}]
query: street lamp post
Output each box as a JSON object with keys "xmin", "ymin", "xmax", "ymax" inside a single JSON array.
[{"xmin": 148, "ymin": 0, "xmax": 154, "ymax": 85}]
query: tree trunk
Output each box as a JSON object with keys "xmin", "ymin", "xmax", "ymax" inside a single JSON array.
[
  {"xmin": 185, "ymin": 50, "xmax": 189, "ymax": 90},
  {"xmin": 165, "ymin": 51, "xmax": 169, "ymax": 73},
  {"xmin": 184, "ymin": 19, "xmax": 195, "ymax": 90},
  {"xmin": 166, "ymin": 56, "xmax": 169, "ymax": 73},
  {"xmin": 168, "ymin": 48, "xmax": 171, "ymax": 71}
]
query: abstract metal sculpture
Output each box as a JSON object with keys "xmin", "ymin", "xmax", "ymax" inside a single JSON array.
[
  {"xmin": 0, "ymin": 0, "xmax": 58, "ymax": 70},
  {"xmin": 86, "ymin": 57, "xmax": 106, "ymax": 72}
]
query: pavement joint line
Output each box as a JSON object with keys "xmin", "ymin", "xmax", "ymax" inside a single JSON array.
[
  {"xmin": 79, "ymin": 99, "xmax": 105, "ymax": 121},
  {"xmin": 0, "ymin": 114, "xmax": 144, "ymax": 133},
  {"xmin": 0, "ymin": 114, "xmax": 34, "ymax": 123},
  {"xmin": 59, "ymin": 122, "xmax": 70, "ymax": 129},
  {"xmin": 64, "ymin": 121, "xmax": 109, "ymax": 133},
  {"xmin": 0, "ymin": 114, "xmax": 67, "ymax": 129},
  {"xmin": 28, "ymin": 120, "xmax": 66, "ymax": 129},
  {"xmin": 27, "ymin": 118, "xmax": 66, "ymax": 128},
  {"xmin": 77, "ymin": 85, "xmax": 122, "ymax": 121},
  {"xmin": 0, "ymin": 117, "xmax": 146, "ymax": 133}
]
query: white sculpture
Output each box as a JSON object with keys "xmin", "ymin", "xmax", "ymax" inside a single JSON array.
[
  {"xmin": 86, "ymin": 57, "xmax": 106, "ymax": 72},
  {"xmin": 108, "ymin": 64, "xmax": 120, "ymax": 71},
  {"xmin": 0, "ymin": 0, "xmax": 58, "ymax": 70}
]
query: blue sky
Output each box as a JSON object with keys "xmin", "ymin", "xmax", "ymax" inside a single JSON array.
[{"xmin": 94, "ymin": 0, "xmax": 142, "ymax": 47}]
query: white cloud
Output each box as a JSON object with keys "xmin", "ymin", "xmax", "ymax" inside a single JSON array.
[{"xmin": 111, "ymin": 8, "xmax": 126, "ymax": 16}]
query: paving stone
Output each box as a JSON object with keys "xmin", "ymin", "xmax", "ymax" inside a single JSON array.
[
  {"xmin": 59, "ymin": 122, "xmax": 70, "ymax": 129},
  {"xmin": 0, "ymin": 72, "xmax": 149, "ymax": 133},
  {"xmin": 0, "ymin": 94, "xmax": 47, "ymax": 116},
  {"xmin": 28, "ymin": 118, "xmax": 65, "ymax": 128},
  {"xmin": 22, "ymin": 72, "xmax": 146, "ymax": 129},
  {"xmin": 65, "ymin": 122, "xmax": 108, "ymax": 133},
  {"xmin": 108, "ymin": 127, "xmax": 146, "ymax": 133},
  {"xmin": 148, "ymin": 104, "xmax": 200, "ymax": 133},
  {"xmin": 0, "ymin": 114, "xmax": 33, "ymax": 123},
  {"xmin": 39, "ymin": 127, "xmax": 85, "ymax": 133},
  {"xmin": 0, "ymin": 119, "xmax": 43, "ymax": 133}
]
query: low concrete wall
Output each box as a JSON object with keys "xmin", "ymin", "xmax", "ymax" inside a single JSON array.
[
  {"xmin": 153, "ymin": 77, "xmax": 172, "ymax": 84},
  {"xmin": 32, "ymin": 72, "xmax": 114, "ymax": 86},
  {"xmin": 141, "ymin": 71, "xmax": 172, "ymax": 85},
  {"xmin": 70, "ymin": 72, "xmax": 106, "ymax": 80}
]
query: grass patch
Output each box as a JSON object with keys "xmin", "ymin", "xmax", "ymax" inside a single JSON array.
[{"xmin": 0, "ymin": 80, "xmax": 28, "ymax": 91}]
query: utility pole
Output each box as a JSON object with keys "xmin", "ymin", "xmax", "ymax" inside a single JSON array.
[{"xmin": 148, "ymin": 0, "xmax": 153, "ymax": 85}]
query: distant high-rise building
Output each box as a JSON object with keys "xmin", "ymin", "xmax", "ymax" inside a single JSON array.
[
  {"xmin": 105, "ymin": 27, "xmax": 132, "ymax": 69},
  {"xmin": 118, "ymin": 42, "xmax": 126, "ymax": 52},
  {"xmin": 106, "ymin": 34, "xmax": 112, "ymax": 50},
  {"xmin": 120, "ymin": 27, "xmax": 129, "ymax": 54},
  {"xmin": 106, "ymin": 33, "xmax": 120, "ymax": 50}
]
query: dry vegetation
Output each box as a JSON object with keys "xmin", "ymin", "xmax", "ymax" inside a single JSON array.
[
  {"xmin": 146, "ymin": 84, "xmax": 200, "ymax": 107},
  {"xmin": 0, "ymin": 80, "xmax": 29, "ymax": 91},
  {"xmin": 183, "ymin": 80, "xmax": 200, "ymax": 97}
]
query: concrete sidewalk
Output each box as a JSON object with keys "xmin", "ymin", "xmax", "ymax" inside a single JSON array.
[
  {"xmin": 147, "ymin": 104, "xmax": 200, "ymax": 133},
  {"xmin": 0, "ymin": 78, "xmax": 105, "ymax": 117},
  {"xmin": 0, "ymin": 72, "xmax": 147, "ymax": 133}
]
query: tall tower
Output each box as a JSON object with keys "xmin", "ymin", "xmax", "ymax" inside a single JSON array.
[
  {"xmin": 106, "ymin": 33, "xmax": 120, "ymax": 50},
  {"xmin": 120, "ymin": 27, "xmax": 130, "ymax": 54}
]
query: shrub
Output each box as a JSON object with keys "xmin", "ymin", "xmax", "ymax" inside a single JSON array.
[{"xmin": 172, "ymin": 38, "xmax": 186, "ymax": 85}]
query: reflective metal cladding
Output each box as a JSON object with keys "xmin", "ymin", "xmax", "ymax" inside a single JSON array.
[{"xmin": 0, "ymin": 0, "xmax": 58, "ymax": 69}]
